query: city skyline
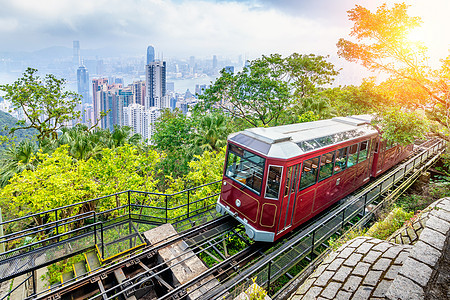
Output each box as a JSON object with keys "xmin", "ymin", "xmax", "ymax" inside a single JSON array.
[{"xmin": 0, "ymin": 0, "xmax": 448, "ymax": 64}]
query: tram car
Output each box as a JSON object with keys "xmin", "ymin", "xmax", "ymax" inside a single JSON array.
[{"xmin": 216, "ymin": 115, "xmax": 413, "ymax": 242}]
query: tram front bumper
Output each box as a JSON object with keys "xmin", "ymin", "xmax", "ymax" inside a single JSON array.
[{"xmin": 216, "ymin": 200, "xmax": 275, "ymax": 243}]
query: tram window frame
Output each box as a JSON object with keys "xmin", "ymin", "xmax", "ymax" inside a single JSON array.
[
  {"xmin": 284, "ymin": 166, "xmax": 293, "ymax": 197},
  {"xmin": 347, "ymin": 143, "xmax": 359, "ymax": 167},
  {"xmin": 264, "ymin": 165, "xmax": 283, "ymax": 200},
  {"xmin": 298, "ymin": 156, "xmax": 320, "ymax": 191},
  {"xmin": 318, "ymin": 151, "xmax": 335, "ymax": 181},
  {"xmin": 358, "ymin": 140, "xmax": 369, "ymax": 162},
  {"xmin": 334, "ymin": 147, "xmax": 348, "ymax": 174},
  {"xmin": 373, "ymin": 139, "xmax": 379, "ymax": 153},
  {"xmin": 225, "ymin": 144, "xmax": 266, "ymax": 195}
]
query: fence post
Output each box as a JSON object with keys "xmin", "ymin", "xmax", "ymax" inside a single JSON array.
[
  {"xmin": 128, "ymin": 191, "xmax": 131, "ymax": 220},
  {"xmin": 32, "ymin": 270, "xmax": 36, "ymax": 296},
  {"xmin": 311, "ymin": 231, "xmax": 315, "ymax": 253},
  {"xmin": 187, "ymin": 190, "xmax": 190, "ymax": 219},
  {"xmin": 267, "ymin": 260, "xmax": 272, "ymax": 291},
  {"xmin": 55, "ymin": 210, "xmax": 59, "ymax": 242},
  {"xmin": 165, "ymin": 195, "xmax": 168, "ymax": 223},
  {"xmin": 341, "ymin": 209, "xmax": 345, "ymax": 229},
  {"xmin": 94, "ymin": 212, "xmax": 97, "ymax": 246},
  {"xmin": 100, "ymin": 222, "xmax": 104, "ymax": 259}
]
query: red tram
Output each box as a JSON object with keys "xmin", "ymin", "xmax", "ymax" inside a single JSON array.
[{"xmin": 216, "ymin": 115, "xmax": 413, "ymax": 242}]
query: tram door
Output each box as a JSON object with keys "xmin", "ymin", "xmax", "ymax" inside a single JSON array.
[{"xmin": 277, "ymin": 164, "xmax": 300, "ymax": 233}]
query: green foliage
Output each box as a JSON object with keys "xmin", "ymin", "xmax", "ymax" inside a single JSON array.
[
  {"xmin": 0, "ymin": 139, "xmax": 39, "ymax": 187},
  {"xmin": 0, "ymin": 144, "xmax": 161, "ymax": 226},
  {"xmin": 328, "ymin": 228, "xmax": 367, "ymax": 251},
  {"xmin": 366, "ymin": 207, "xmax": 414, "ymax": 240},
  {"xmin": 198, "ymin": 53, "xmax": 338, "ymax": 127},
  {"xmin": 323, "ymin": 80, "xmax": 389, "ymax": 116},
  {"xmin": 192, "ymin": 113, "xmax": 229, "ymax": 152},
  {"xmin": 0, "ymin": 110, "xmax": 37, "ymax": 148},
  {"xmin": 247, "ymin": 278, "xmax": 268, "ymax": 300},
  {"xmin": 373, "ymin": 108, "xmax": 428, "ymax": 145},
  {"xmin": 338, "ymin": 2, "xmax": 450, "ymax": 140},
  {"xmin": 42, "ymin": 254, "xmax": 85, "ymax": 286},
  {"xmin": 0, "ymin": 68, "xmax": 81, "ymax": 140}
]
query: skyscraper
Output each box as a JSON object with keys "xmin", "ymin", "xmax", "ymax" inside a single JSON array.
[
  {"xmin": 145, "ymin": 61, "xmax": 167, "ymax": 109},
  {"xmin": 73, "ymin": 41, "xmax": 80, "ymax": 67},
  {"xmin": 77, "ymin": 65, "xmax": 89, "ymax": 105},
  {"xmin": 212, "ymin": 55, "xmax": 218, "ymax": 70},
  {"xmin": 147, "ymin": 46, "xmax": 155, "ymax": 65},
  {"xmin": 92, "ymin": 78, "xmax": 108, "ymax": 128}
]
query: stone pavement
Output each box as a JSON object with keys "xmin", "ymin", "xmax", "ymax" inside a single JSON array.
[{"xmin": 288, "ymin": 197, "xmax": 450, "ymax": 300}]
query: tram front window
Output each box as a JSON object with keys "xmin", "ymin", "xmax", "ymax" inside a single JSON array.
[{"xmin": 225, "ymin": 144, "xmax": 265, "ymax": 194}]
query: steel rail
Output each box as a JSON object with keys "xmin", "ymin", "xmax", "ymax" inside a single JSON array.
[{"xmin": 30, "ymin": 215, "xmax": 234, "ymax": 300}]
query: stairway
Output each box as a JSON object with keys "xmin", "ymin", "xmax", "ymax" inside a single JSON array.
[{"xmin": 53, "ymin": 249, "xmax": 102, "ymax": 288}]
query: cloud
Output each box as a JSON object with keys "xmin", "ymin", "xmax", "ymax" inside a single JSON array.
[
  {"xmin": 0, "ymin": 0, "xmax": 447, "ymax": 64},
  {"xmin": 0, "ymin": 0, "xmax": 350, "ymax": 58}
]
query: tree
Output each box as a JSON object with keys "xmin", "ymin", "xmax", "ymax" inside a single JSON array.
[
  {"xmin": 0, "ymin": 139, "xmax": 38, "ymax": 187},
  {"xmin": 199, "ymin": 59, "xmax": 291, "ymax": 127},
  {"xmin": 192, "ymin": 113, "xmax": 229, "ymax": 152},
  {"xmin": 0, "ymin": 144, "xmax": 161, "ymax": 227},
  {"xmin": 198, "ymin": 53, "xmax": 339, "ymax": 128},
  {"xmin": 0, "ymin": 68, "xmax": 82, "ymax": 140},
  {"xmin": 151, "ymin": 109, "xmax": 195, "ymax": 179},
  {"xmin": 337, "ymin": 2, "xmax": 448, "ymax": 140}
]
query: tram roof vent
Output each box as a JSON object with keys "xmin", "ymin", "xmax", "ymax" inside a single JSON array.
[
  {"xmin": 332, "ymin": 116, "xmax": 369, "ymax": 126},
  {"xmin": 243, "ymin": 127, "xmax": 292, "ymax": 144}
]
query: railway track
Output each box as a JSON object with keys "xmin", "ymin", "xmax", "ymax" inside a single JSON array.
[{"xmin": 6, "ymin": 138, "xmax": 446, "ymax": 300}]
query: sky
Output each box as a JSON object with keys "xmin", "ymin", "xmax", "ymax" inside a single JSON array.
[{"xmin": 0, "ymin": 0, "xmax": 448, "ymax": 62}]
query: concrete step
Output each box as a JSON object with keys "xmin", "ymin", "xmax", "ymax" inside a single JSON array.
[{"xmin": 85, "ymin": 251, "xmax": 101, "ymax": 272}]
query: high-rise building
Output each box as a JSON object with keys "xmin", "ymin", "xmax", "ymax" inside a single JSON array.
[
  {"xmin": 145, "ymin": 60, "xmax": 167, "ymax": 109},
  {"xmin": 123, "ymin": 104, "xmax": 160, "ymax": 143},
  {"xmin": 147, "ymin": 46, "xmax": 155, "ymax": 65},
  {"xmin": 213, "ymin": 55, "xmax": 218, "ymax": 70},
  {"xmin": 77, "ymin": 65, "xmax": 90, "ymax": 105},
  {"xmin": 130, "ymin": 80, "xmax": 146, "ymax": 106},
  {"xmin": 73, "ymin": 41, "xmax": 80, "ymax": 67},
  {"xmin": 92, "ymin": 78, "xmax": 108, "ymax": 128}
]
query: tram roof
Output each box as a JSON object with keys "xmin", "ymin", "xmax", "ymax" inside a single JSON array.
[{"xmin": 228, "ymin": 115, "xmax": 378, "ymax": 159}]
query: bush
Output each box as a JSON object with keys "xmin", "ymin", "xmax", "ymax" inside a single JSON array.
[{"xmin": 366, "ymin": 207, "xmax": 414, "ymax": 240}]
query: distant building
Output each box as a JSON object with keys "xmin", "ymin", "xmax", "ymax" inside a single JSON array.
[
  {"xmin": 145, "ymin": 60, "xmax": 168, "ymax": 109},
  {"xmin": 195, "ymin": 84, "xmax": 209, "ymax": 96},
  {"xmin": 130, "ymin": 80, "xmax": 146, "ymax": 106},
  {"xmin": 77, "ymin": 65, "xmax": 90, "ymax": 105},
  {"xmin": 213, "ymin": 55, "xmax": 218, "ymax": 70},
  {"xmin": 147, "ymin": 45, "xmax": 155, "ymax": 65},
  {"xmin": 123, "ymin": 103, "xmax": 160, "ymax": 143},
  {"xmin": 166, "ymin": 82, "xmax": 175, "ymax": 92}
]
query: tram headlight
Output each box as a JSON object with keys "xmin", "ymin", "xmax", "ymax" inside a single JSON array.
[
  {"xmin": 246, "ymin": 226, "xmax": 255, "ymax": 239},
  {"xmin": 235, "ymin": 199, "xmax": 241, "ymax": 207}
]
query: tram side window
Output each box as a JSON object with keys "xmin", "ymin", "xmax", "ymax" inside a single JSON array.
[
  {"xmin": 359, "ymin": 140, "xmax": 369, "ymax": 162},
  {"xmin": 265, "ymin": 166, "xmax": 283, "ymax": 199},
  {"xmin": 284, "ymin": 166, "xmax": 293, "ymax": 197},
  {"xmin": 347, "ymin": 144, "xmax": 359, "ymax": 167},
  {"xmin": 299, "ymin": 156, "xmax": 319, "ymax": 190},
  {"xmin": 319, "ymin": 151, "xmax": 335, "ymax": 181},
  {"xmin": 334, "ymin": 147, "xmax": 348, "ymax": 173}
]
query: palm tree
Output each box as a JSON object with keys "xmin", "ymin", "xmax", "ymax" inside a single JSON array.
[
  {"xmin": 0, "ymin": 139, "xmax": 38, "ymax": 187},
  {"xmin": 192, "ymin": 114, "xmax": 229, "ymax": 153}
]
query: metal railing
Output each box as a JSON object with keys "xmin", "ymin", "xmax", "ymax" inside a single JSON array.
[{"xmin": 0, "ymin": 180, "xmax": 221, "ymax": 282}]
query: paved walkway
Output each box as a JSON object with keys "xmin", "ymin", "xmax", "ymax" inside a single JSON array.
[{"xmin": 289, "ymin": 197, "xmax": 450, "ymax": 300}]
